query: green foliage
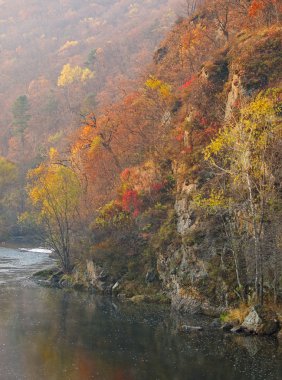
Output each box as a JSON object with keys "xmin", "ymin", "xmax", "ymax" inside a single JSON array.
[
  {"xmin": 12, "ymin": 95, "xmax": 30, "ymax": 135},
  {"xmin": 85, "ymin": 49, "xmax": 97, "ymax": 68}
]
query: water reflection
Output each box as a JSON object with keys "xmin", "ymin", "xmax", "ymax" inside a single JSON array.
[{"xmin": 0, "ymin": 287, "xmax": 281, "ymax": 380}]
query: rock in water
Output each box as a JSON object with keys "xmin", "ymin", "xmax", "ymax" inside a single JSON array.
[
  {"xmin": 178, "ymin": 325, "xmax": 203, "ymax": 333},
  {"xmin": 242, "ymin": 305, "xmax": 280, "ymax": 336}
]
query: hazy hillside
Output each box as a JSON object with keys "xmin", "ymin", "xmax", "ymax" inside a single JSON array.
[{"xmin": 0, "ymin": 0, "xmax": 180, "ymax": 159}]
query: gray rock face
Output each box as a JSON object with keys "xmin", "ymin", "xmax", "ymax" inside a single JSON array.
[
  {"xmin": 174, "ymin": 183, "xmax": 197, "ymax": 235},
  {"xmin": 242, "ymin": 306, "xmax": 280, "ymax": 336},
  {"xmin": 225, "ymin": 74, "xmax": 246, "ymax": 120}
]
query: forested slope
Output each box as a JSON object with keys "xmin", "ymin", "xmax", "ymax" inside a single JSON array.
[{"xmin": 1, "ymin": 1, "xmax": 282, "ymax": 312}]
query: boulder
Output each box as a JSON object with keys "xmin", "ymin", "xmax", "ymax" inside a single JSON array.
[{"xmin": 241, "ymin": 305, "xmax": 280, "ymax": 336}]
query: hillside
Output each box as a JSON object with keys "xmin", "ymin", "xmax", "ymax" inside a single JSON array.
[
  {"xmin": 1, "ymin": 0, "xmax": 282, "ymax": 315},
  {"xmin": 0, "ymin": 0, "xmax": 180, "ymax": 160}
]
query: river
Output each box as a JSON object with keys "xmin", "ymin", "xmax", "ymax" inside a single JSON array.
[{"xmin": 0, "ymin": 247, "xmax": 281, "ymax": 380}]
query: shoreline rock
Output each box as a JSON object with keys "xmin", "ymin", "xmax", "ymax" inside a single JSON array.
[{"xmin": 241, "ymin": 306, "xmax": 280, "ymax": 336}]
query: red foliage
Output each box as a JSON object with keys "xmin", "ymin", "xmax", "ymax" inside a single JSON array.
[
  {"xmin": 193, "ymin": 125, "xmax": 218, "ymax": 145},
  {"xmin": 122, "ymin": 189, "xmax": 139, "ymax": 217},
  {"xmin": 175, "ymin": 131, "xmax": 185, "ymax": 142},
  {"xmin": 248, "ymin": 0, "xmax": 279, "ymax": 16},
  {"xmin": 199, "ymin": 117, "xmax": 209, "ymax": 126},
  {"xmin": 181, "ymin": 146, "xmax": 193, "ymax": 154},
  {"xmin": 180, "ymin": 76, "xmax": 196, "ymax": 89},
  {"xmin": 120, "ymin": 168, "xmax": 131, "ymax": 181},
  {"xmin": 151, "ymin": 182, "xmax": 165, "ymax": 192}
]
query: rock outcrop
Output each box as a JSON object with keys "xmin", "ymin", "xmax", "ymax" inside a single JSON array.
[{"xmin": 241, "ymin": 306, "xmax": 280, "ymax": 336}]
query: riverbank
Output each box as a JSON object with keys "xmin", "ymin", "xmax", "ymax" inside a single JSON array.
[
  {"xmin": 0, "ymin": 246, "xmax": 281, "ymax": 379},
  {"xmin": 32, "ymin": 267, "xmax": 282, "ymax": 338}
]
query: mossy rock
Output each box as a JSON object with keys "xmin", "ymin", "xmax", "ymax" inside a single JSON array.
[{"xmin": 32, "ymin": 268, "xmax": 58, "ymax": 279}]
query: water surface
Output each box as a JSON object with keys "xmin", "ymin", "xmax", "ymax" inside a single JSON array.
[{"xmin": 0, "ymin": 247, "xmax": 281, "ymax": 380}]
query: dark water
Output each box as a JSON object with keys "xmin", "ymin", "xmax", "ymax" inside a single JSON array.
[{"xmin": 0, "ymin": 248, "xmax": 281, "ymax": 380}]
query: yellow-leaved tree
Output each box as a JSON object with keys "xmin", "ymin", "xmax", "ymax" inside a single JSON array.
[
  {"xmin": 57, "ymin": 64, "xmax": 94, "ymax": 87},
  {"xmin": 203, "ymin": 89, "xmax": 282, "ymax": 304},
  {"xmin": 28, "ymin": 158, "xmax": 81, "ymax": 273}
]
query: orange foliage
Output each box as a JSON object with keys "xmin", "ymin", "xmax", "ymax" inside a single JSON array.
[{"xmin": 249, "ymin": 0, "xmax": 280, "ymax": 16}]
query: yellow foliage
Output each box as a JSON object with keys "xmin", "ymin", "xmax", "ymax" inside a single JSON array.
[
  {"xmin": 89, "ymin": 135, "xmax": 102, "ymax": 153},
  {"xmin": 49, "ymin": 147, "xmax": 59, "ymax": 161},
  {"xmin": 225, "ymin": 303, "xmax": 250, "ymax": 324},
  {"xmin": 194, "ymin": 190, "xmax": 228, "ymax": 212},
  {"xmin": 145, "ymin": 76, "xmax": 171, "ymax": 98},
  {"xmin": 59, "ymin": 40, "xmax": 79, "ymax": 53},
  {"xmin": 48, "ymin": 131, "xmax": 63, "ymax": 144},
  {"xmin": 57, "ymin": 64, "xmax": 94, "ymax": 87},
  {"xmin": 28, "ymin": 164, "xmax": 81, "ymax": 220},
  {"xmin": 204, "ymin": 90, "xmax": 282, "ymax": 174},
  {"xmin": 0, "ymin": 156, "xmax": 18, "ymax": 187}
]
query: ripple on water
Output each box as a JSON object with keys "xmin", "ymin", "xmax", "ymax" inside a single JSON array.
[{"xmin": 0, "ymin": 247, "xmax": 55, "ymax": 284}]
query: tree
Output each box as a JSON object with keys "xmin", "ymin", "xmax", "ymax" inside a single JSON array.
[
  {"xmin": 12, "ymin": 95, "xmax": 30, "ymax": 150},
  {"xmin": 204, "ymin": 89, "xmax": 282, "ymax": 304},
  {"xmin": 28, "ymin": 159, "xmax": 81, "ymax": 273},
  {"xmin": 57, "ymin": 64, "xmax": 94, "ymax": 87}
]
